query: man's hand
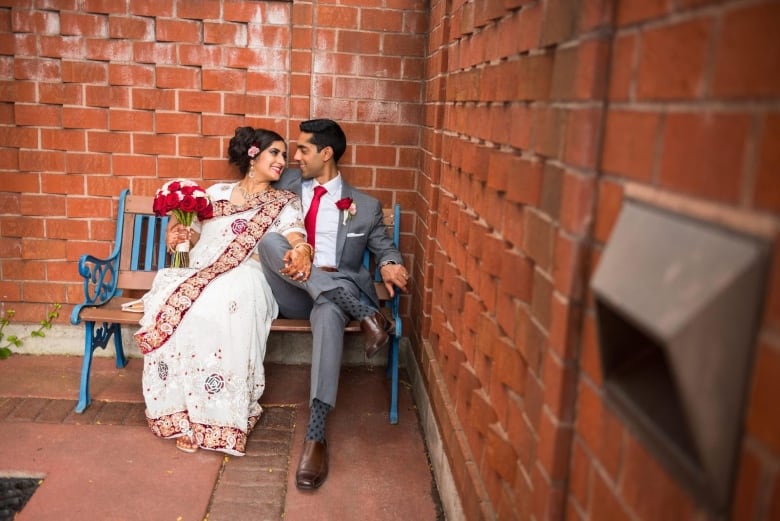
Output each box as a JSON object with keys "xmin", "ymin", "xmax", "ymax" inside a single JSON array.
[
  {"xmin": 380, "ymin": 263, "xmax": 409, "ymax": 297},
  {"xmin": 280, "ymin": 247, "xmax": 312, "ymax": 282}
]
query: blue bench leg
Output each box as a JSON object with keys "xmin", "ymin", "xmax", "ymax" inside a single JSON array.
[
  {"xmin": 74, "ymin": 322, "xmax": 96, "ymax": 414},
  {"xmin": 387, "ymin": 336, "xmax": 399, "ymax": 424},
  {"xmin": 75, "ymin": 321, "xmax": 124, "ymax": 413},
  {"xmin": 113, "ymin": 325, "xmax": 128, "ymax": 369}
]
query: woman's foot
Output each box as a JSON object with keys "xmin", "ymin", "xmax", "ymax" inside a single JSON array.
[{"xmin": 175, "ymin": 432, "xmax": 199, "ymax": 453}]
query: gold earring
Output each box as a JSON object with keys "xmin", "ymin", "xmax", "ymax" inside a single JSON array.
[{"xmin": 248, "ymin": 161, "xmax": 255, "ymax": 178}]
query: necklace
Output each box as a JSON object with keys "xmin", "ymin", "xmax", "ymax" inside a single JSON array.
[
  {"xmin": 238, "ymin": 185, "xmax": 254, "ymax": 200},
  {"xmin": 238, "ymin": 183, "xmax": 267, "ymax": 200}
]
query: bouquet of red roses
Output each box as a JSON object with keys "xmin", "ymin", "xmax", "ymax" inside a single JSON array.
[{"xmin": 153, "ymin": 179, "xmax": 213, "ymax": 267}]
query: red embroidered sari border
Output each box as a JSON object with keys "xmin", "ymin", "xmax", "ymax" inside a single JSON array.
[{"xmin": 135, "ymin": 190, "xmax": 296, "ymax": 355}]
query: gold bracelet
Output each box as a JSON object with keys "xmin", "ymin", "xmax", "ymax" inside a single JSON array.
[{"xmin": 293, "ymin": 242, "xmax": 314, "ymax": 260}]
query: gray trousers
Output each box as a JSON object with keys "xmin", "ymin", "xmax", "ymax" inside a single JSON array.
[{"xmin": 259, "ymin": 233, "xmax": 363, "ymax": 408}]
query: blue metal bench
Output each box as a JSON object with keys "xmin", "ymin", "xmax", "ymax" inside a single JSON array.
[{"xmin": 70, "ymin": 188, "xmax": 403, "ymax": 424}]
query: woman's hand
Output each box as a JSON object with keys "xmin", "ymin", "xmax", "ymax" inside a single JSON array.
[
  {"xmin": 283, "ymin": 246, "xmax": 312, "ymax": 281},
  {"xmin": 280, "ymin": 234, "xmax": 313, "ymax": 282},
  {"xmin": 166, "ymin": 222, "xmax": 193, "ymax": 252}
]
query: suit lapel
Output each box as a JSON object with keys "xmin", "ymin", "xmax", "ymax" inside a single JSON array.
[
  {"xmin": 292, "ymin": 177, "xmax": 303, "ymax": 197},
  {"xmin": 335, "ymin": 183, "xmax": 354, "ymax": 263}
]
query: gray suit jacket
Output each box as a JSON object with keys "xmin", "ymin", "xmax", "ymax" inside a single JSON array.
[{"xmin": 275, "ymin": 168, "xmax": 402, "ymax": 307}]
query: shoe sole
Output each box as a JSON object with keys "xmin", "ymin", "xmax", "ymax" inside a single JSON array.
[{"xmin": 295, "ymin": 478, "xmax": 326, "ymax": 490}]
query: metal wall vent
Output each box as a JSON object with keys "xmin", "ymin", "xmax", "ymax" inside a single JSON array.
[{"xmin": 591, "ymin": 200, "xmax": 769, "ymax": 514}]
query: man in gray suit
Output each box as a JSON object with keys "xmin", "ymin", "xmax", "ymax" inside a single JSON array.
[{"xmin": 258, "ymin": 119, "xmax": 409, "ymax": 490}]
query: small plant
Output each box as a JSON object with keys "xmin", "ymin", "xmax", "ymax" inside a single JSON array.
[{"xmin": 0, "ymin": 303, "xmax": 61, "ymax": 359}]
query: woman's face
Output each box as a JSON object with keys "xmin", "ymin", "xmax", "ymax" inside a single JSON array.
[{"xmin": 253, "ymin": 140, "xmax": 287, "ymax": 182}]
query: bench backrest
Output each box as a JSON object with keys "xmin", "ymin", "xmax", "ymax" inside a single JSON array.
[
  {"xmin": 71, "ymin": 187, "xmax": 400, "ymax": 326},
  {"xmin": 118, "ymin": 193, "xmax": 169, "ymax": 291},
  {"xmin": 117, "ymin": 189, "xmax": 400, "ymax": 295}
]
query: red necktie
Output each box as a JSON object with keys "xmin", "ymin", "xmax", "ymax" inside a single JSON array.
[{"xmin": 304, "ymin": 185, "xmax": 327, "ymax": 248}]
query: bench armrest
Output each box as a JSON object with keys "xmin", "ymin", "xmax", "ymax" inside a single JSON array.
[
  {"xmin": 70, "ymin": 251, "xmax": 122, "ymax": 325},
  {"xmin": 374, "ymin": 204, "xmax": 403, "ymax": 339},
  {"xmin": 389, "ymin": 292, "xmax": 401, "ymax": 337},
  {"xmin": 70, "ymin": 189, "xmax": 130, "ymax": 325}
]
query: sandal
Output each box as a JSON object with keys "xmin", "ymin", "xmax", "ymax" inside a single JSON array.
[{"xmin": 175, "ymin": 429, "xmax": 199, "ymax": 454}]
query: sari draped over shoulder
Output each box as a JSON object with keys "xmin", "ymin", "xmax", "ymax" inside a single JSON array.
[{"xmin": 133, "ymin": 185, "xmax": 301, "ymax": 456}]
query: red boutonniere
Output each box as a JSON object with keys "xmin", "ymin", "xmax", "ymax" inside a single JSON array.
[{"xmin": 335, "ymin": 197, "xmax": 357, "ymax": 225}]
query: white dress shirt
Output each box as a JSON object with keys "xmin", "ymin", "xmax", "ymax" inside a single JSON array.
[{"xmin": 302, "ymin": 174, "xmax": 343, "ymax": 268}]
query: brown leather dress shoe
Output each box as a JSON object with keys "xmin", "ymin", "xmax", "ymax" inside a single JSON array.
[
  {"xmin": 361, "ymin": 311, "xmax": 390, "ymax": 358},
  {"xmin": 296, "ymin": 439, "xmax": 328, "ymax": 490}
]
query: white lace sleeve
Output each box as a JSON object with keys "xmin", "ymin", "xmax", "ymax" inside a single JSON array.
[{"xmin": 271, "ymin": 197, "xmax": 306, "ymax": 237}]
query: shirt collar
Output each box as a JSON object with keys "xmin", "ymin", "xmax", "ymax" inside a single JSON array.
[{"xmin": 304, "ymin": 173, "xmax": 342, "ymax": 197}]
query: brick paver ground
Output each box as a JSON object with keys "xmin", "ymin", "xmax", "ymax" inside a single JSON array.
[
  {"xmin": 0, "ymin": 359, "xmax": 441, "ymax": 521},
  {"xmin": 0, "ymin": 397, "xmax": 296, "ymax": 520}
]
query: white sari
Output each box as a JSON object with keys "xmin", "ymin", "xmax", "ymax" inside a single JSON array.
[{"xmin": 134, "ymin": 183, "xmax": 303, "ymax": 456}]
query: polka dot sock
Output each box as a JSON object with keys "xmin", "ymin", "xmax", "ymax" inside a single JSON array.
[
  {"xmin": 323, "ymin": 287, "xmax": 376, "ymax": 321},
  {"xmin": 305, "ymin": 398, "xmax": 331, "ymax": 443}
]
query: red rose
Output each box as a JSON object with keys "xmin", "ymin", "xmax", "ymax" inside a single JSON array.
[
  {"xmin": 195, "ymin": 197, "xmax": 208, "ymax": 212},
  {"xmin": 153, "ymin": 195, "xmax": 165, "ymax": 216},
  {"xmin": 335, "ymin": 197, "xmax": 353, "ymax": 210},
  {"xmin": 164, "ymin": 192, "xmax": 179, "ymax": 211},
  {"xmin": 180, "ymin": 185, "xmax": 196, "ymax": 196},
  {"xmin": 179, "ymin": 194, "xmax": 197, "ymax": 212},
  {"xmin": 198, "ymin": 206, "xmax": 214, "ymax": 220},
  {"xmin": 168, "ymin": 181, "xmax": 181, "ymax": 192}
]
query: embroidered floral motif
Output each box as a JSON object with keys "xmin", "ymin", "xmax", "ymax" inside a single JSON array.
[
  {"xmin": 204, "ymin": 373, "xmax": 225, "ymax": 394},
  {"xmin": 147, "ymin": 411, "xmax": 262, "ymax": 456},
  {"xmin": 158, "ymin": 360, "xmax": 168, "ymax": 381},
  {"xmin": 231, "ymin": 218, "xmax": 248, "ymax": 234}
]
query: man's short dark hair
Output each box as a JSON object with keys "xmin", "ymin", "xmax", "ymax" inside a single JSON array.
[{"xmin": 300, "ymin": 119, "xmax": 346, "ymax": 163}]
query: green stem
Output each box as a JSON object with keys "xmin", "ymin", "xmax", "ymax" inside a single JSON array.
[{"xmin": 0, "ymin": 303, "xmax": 61, "ymax": 360}]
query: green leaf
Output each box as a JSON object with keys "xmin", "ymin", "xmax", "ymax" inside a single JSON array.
[{"xmin": 0, "ymin": 303, "xmax": 62, "ymax": 359}]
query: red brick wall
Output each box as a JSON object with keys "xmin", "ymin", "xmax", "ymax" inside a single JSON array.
[
  {"xmin": 418, "ymin": 0, "xmax": 779, "ymax": 520},
  {"xmin": 582, "ymin": 2, "xmax": 780, "ymax": 521},
  {"xmin": 1, "ymin": 0, "xmax": 292, "ymax": 318},
  {"xmin": 0, "ymin": 0, "xmax": 424, "ymax": 321},
  {"xmin": 419, "ymin": 0, "xmax": 599, "ymax": 518},
  {"xmin": 2, "ymin": 1, "xmax": 779, "ymax": 520}
]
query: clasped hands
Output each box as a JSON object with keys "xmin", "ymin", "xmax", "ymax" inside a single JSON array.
[
  {"xmin": 167, "ymin": 222, "xmax": 196, "ymax": 253},
  {"xmin": 281, "ymin": 242, "xmax": 313, "ymax": 282}
]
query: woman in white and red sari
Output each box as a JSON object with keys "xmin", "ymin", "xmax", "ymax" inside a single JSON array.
[{"xmin": 134, "ymin": 127, "xmax": 313, "ymax": 455}]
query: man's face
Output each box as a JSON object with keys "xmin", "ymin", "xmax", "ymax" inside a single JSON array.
[{"xmin": 293, "ymin": 132, "xmax": 326, "ymax": 180}]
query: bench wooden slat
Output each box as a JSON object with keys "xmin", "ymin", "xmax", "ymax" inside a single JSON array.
[
  {"xmin": 117, "ymin": 270, "xmax": 158, "ymax": 291},
  {"xmin": 79, "ymin": 284, "xmax": 392, "ymax": 331},
  {"xmin": 78, "ymin": 298, "xmax": 142, "ymax": 324}
]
